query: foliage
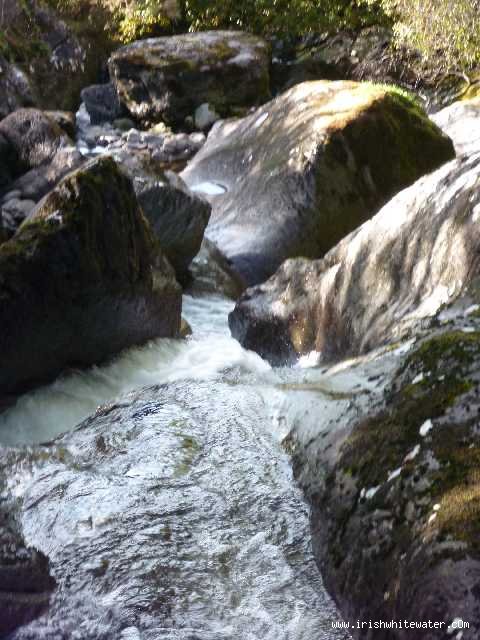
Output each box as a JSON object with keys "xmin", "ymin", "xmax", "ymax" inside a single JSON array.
[
  {"xmin": 180, "ymin": 0, "xmax": 382, "ymax": 37},
  {"xmin": 364, "ymin": 0, "xmax": 480, "ymax": 70},
  {"xmin": 96, "ymin": 0, "xmax": 384, "ymax": 44}
]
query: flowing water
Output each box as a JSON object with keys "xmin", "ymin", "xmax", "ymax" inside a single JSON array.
[{"xmin": 2, "ymin": 294, "xmax": 365, "ymax": 639}]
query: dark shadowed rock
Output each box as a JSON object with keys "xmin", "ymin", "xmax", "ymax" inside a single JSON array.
[
  {"xmin": 81, "ymin": 83, "xmax": 122, "ymax": 125},
  {"xmin": 182, "ymin": 81, "xmax": 454, "ymax": 286},
  {"xmin": 44, "ymin": 110, "xmax": 76, "ymax": 138},
  {"xmin": 0, "ymin": 56, "xmax": 35, "ymax": 120},
  {"xmin": 0, "ymin": 108, "xmax": 82, "ymax": 235},
  {"xmin": 134, "ymin": 171, "xmax": 211, "ymax": 284},
  {"xmin": 108, "ymin": 31, "xmax": 270, "ymax": 127},
  {"xmin": 230, "ymin": 152, "xmax": 480, "ymax": 365},
  {"xmin": 0, "ymin": 131, "xmax": 18, "ymax": 190},
  {"xmin": 1, "ymin": 146, "xmax": 85, "ymax": 236},
  {"xmin": 0, "ymin": 459, "xmax": 56, "ymax": 636},
  {"xmin": 102, "ymin": 142, "xmax": 210, "ymax": 283},
  {"xmin": 0, "ymin": 156, "xmax": 181, "ymax": 399},
  {"xmin": 186, "ymin": 237, "xmax": 247, "ymax": 300}
]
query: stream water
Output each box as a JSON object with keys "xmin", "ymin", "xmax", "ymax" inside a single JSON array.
[{"xmin": 2, "ymin": 294, "xmax": 361, "ymax": 639}]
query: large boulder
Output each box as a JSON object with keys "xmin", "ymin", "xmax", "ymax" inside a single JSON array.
[
  {"xmin": 134, "ymin": 171, "xmax": 211, "ymax": 284},
  {"xmin": 0, "ymin": 108, "xmax": 71, "ymax": 175},
  {"xmin": 182, "ymin": 81, "xmax": 454, "ymax": 286},
  {"xmin": 108, "ymin": 31, "xmax": 271, "ymax": 127},
  {"xmin": 283, "ymin": 301, "xmax": 480, "ymax": 639},
  {"xmin": 0, "ymin": 156, "xmax": 181, "ymax": 399},
  {"xmin": 230, "ymin": 152, "xmax": 480, "ymax": 365},
  {"xmin": 80, "ymin": 83, "xmax": 122, "ymax": 125}
]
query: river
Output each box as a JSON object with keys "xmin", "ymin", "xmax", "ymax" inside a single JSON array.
[{"xmin": 2, "ymin": 293, "xmax": 357, "ymax": 639}]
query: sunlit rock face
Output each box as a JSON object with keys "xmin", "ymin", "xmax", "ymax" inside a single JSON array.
[
  {"xmin": 230, "ymin": 152, "xmax": 480, "ymax": 365},
  {"xmin": 108, "ymin": 31, "xmax": 271, "ymax": 128},
  {"xmin": 0, "ymin": 156, "xmax": 181, "ymax": 400},
  {"xmin": 182, "ymin": 80, "xmax": 454, "ymax": 286},
  {"xmin": 432, "ymin": 97, "xmax": 480, "ymax": 156},
  {"xmin": 287, "ymin": 304, "xmax": 480, "ymax": 640}
]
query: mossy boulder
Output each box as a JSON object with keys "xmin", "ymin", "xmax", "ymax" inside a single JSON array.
[
  {"xmin": 0, "ymin": 155, "xmax": 181, "ymax": 400},
  {"xmin": 299, "ymin": 323, "xmax": 480, "ymax": 638},
  {"xmin": 230, "ymin": 150, "xmax": 479, "ymax": 365},
  {"xmin": 0, "ymin": 0, "xmax": 112, "ymax": 115},
  {"xmin": 0, "ymin": 108, "xmax": 70, "ymax": 176},
  {"xmin": 183, "ymin": 80, "xmax": 454, "ymax": 287},
  {"xmin": 108, "ymin": 31, "xmax": 271, "ymax": 128}
]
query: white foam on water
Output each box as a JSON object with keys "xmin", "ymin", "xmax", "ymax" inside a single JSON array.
[
  {"xmin": 190, "ymin": 181, "xmax": 227, "ymax": 196},
  {"xmin": 0, "ymin": 296, "xmax": 268, "ymax": 446}
]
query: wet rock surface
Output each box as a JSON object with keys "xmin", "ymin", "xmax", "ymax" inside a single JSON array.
[
  {"xmin": 230, "ymin": 152, "xmax": 480, "ymax": 364},
  {"xmin": 1, "ymin": 380, "xmax": 347, "ymax": 640},
  {"xmin": 182, "ymin": 80, "xmax": 454, "ymax": 286},
  {"xmin": 0, "ymin": 155, "xmax": 181, "ymax": 400},
  {"xmin": 108, "ymin": 31, "xmax": 270, "ymax": 127}
]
